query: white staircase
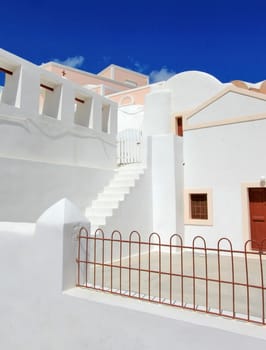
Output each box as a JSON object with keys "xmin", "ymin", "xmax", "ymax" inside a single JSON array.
[{"xmin": 85, "ymin": 164, "xmax": 145, "ymax": 233}]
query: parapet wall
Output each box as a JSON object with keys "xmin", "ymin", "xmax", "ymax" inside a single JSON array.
[{"xmin": 0, "ymin": 49, "xmax": 117, "ymax": 168}]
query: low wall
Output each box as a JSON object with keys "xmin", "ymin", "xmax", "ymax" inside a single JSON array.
[
  {"xmin": 0, "ymin": 199, "xmax": 265, "ymax": 350},
  {"xmin": 0, "ymin": 109, "xmax": 117, "ymax": 169}
]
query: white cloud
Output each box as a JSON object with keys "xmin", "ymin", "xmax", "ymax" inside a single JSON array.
[
  {"xmin": 127, "ymin": 56, "xmax": 149, "ymax": 73},
  {"xmin": 133, "ymin": 61, "xmax": 148, "ymax": 73},
  {"xmin": 149, "ymin": 67, "xmax": 176, "ymax": 83},
  {"xmin": 54, "ymin": 55, "xmax": 85, "ymax": 68}
]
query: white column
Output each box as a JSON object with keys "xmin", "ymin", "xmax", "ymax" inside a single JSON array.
[
  {"xmin": 150, "ymin": 134, "xmax": 184, "ymax": 242},
  {"xmin": 91, "ymin": 95, "xmax": 102, "ymax": 132},
  {"xmin": 109, "ymin": 103, "xmax": 118, "ymax": 135},
  {"xmin": 19, "ymin": 66, "xmax": 40, "ymax": 114},
  {"xmin": 59, "ymin": 80, "xmax": 75, "ymax": 125}
]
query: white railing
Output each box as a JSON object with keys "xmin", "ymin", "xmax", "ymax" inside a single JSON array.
[{"xmin": 117, "ymin": 128, "xmax": 142, "ymax": 165}]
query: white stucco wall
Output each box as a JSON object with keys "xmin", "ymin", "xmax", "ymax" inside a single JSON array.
[
  {"xmin": 188, "ymin": 91, "xmax": 266, "ymax": 126},
  {"xmin": 150, "ymin": 134, "xmax": 184, "ymax": 241},
  {"xmin": 183, "ymin": 118, "xmax": 266, "ymax": 248},
  {"xmin": 0, "ymin": 112, "xmax": 116, "ymax": 168},
  {"xmin": 1, "ymin": 200, "xmax": 266, "ymax": 350},
  {"xmin": 143, "ymin": 89, "xmax": 172, "ymax": 136},
  {"xmin": 117, "ymin": 104, "xmax": 144, "ymax": 132},
  {"xmin": 0, "ymin": 157, "xmax": 113, "ymax": 222}
]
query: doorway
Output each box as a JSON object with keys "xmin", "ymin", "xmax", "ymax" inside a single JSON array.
[{"xmin": 248, "ymin": 188, "xmax": 266, "ymax": 250}]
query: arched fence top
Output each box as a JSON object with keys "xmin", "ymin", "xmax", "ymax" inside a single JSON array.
[
  {"xmin": 148, "ymin": 232, "xmax": 161, "ymax": 244},
  {"xmin": 76, "ymin": 227, "xmax": 266, "ymax": 326},
  {"xmin": 129, "ymin": 230, "xmax": 141, "ymax": 242},
  {"xmin": 111, "ymin": 230, "xmax": 123, "ymax": 241},
  {"xmin": 217, "ymin": 237, "xmax": 233, "ymax": 251},
  {"xmin": 170, "ymin": 233, "xmax": 183, "ymax": 246},
  {"xmin": 192, "ymin": 235, "xmax": 207, "ymax": 250}
]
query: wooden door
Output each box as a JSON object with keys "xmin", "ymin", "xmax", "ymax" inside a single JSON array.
[{"xmin": 248, "ymin": 188, "xmax": 266, "ymax": 249}]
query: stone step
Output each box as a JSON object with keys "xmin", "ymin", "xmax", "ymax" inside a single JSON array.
[
  {"xmin": 116, "ymin": 168, "xmax": 144, "ymax": 176},
  {"xmin": 104, "ymin": 186, "xmax": 131, "ymax": 194},
  {"xmin": 109, "ymin": 178, "xmax": 135, "ymax": 187},
  {"xmin": 113, "ymin": 172, "xmax": 141, "ymax": 180},
  {"xmin": 86, "ymin": 207, "xmax": 113, "ymax": 217},
  {"xmin": 87, "ymin": 215, "xmax": 106, "ymax": 226},
  {"xmin": 97, "ymin": 192, "xmax": 125, "ymax": 201},
  {"xmin": 92, "ymin": 199, "xmax": 120, "ymax": 209}
]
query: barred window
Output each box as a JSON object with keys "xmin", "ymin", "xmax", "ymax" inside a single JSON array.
[{"xmin": 190, "ymin": 193, "xmax": 208, "ymax": 220}]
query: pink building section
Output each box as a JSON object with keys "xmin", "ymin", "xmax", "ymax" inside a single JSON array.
[
  {"xmin": 108, "ymin": 86, "xmax": 152, "ymax": 105},
  {"xmin": 42, "ymin": 62, "xmax": 149, "ymax": 98}
]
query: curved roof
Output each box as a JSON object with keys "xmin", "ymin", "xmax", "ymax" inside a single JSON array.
[{"xmin": 165, "ymin": 70, "xmax": 224, "ymax": 112}]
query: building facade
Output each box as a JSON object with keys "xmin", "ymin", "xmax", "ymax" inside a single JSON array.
[{"xmin": 1, "ymin": 48, "xmax": 266, "ymax": 249}]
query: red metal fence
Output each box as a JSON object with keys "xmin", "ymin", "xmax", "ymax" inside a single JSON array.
[{"xmin": 76, "ymin": 228, "xmax": 266, "ymax": 325}]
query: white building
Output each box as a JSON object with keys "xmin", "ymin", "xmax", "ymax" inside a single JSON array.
[
  {"xmin": 1, "ymin": 49, "xmax": 266, "ymax": 249},
  {"xmin": 1, "ymin": 48, "xmax": 266, "ymax": 349}
]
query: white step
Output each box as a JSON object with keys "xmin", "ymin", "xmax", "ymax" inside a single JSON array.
[
  {"xmin": 92, "ymin": 199, "xmax": 120, "ymax": 208},
  {"xmin": 114, "ymin": 172, "xmax": 141, "ymax": 179},
  {"xmin": 109, "ymin": 179, "xmax": 135, "ymax": 187},
  {"xmin": 104, "ymin": 186, "xmax": 131, "ymax": 194},
  {"xmin": 86, "ymin": 207, "xmax": 113, "ymax": 217},
  {"xmin": 97, "ymin": 192, "xmax": 125, "ymax": 201},
  {"xmin": 87, "ymin": 216, "xmax": 106, "ymax": 226},
  {"xmin": 116, "ymin": 168, "xmax": 144, "ymax": 176},
  {"xmin": 110, "ymin": 178, "xmax": 136, "ymax": 187}
]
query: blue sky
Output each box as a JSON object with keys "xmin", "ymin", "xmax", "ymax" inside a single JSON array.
[{"xmin": 1, "ymin": 0, "xmax": 266, "ymax": 83}]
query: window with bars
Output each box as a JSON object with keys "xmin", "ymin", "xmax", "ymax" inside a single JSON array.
[{"xmin": 190, "ymin": 193, "xmax": 208, "ymax": 220}]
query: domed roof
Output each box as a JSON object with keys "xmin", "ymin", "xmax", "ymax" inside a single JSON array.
[{"xmin": 165, "ymin": 71, "xmax": 224, "ymax": 112}]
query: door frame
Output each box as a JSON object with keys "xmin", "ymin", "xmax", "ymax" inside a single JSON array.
[{"xmin": 241, "ymin": 182, "xmax": 266, "ymax": 245}]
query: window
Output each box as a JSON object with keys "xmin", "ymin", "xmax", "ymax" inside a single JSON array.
[
  {"xmin": 39, "ymin": 81, "xmax": 61, "ymax": 119},
  {"xmin": 184, "ymin": 189, "xmax": 213, "ymax": 225},
  {"xmin": 175, "ymin": 117, "xmax": 183, "ymax": 136},
  {"xmin": 74, "ymin": 96, "xmax": 92, "ymax": 127},
  {"xmin": 190, "ymin": 193, "xmax": 208, "ymax": 219},
  {"xmin": 125, "ymin": 79, "xmax": 137, "ymax": 87}
]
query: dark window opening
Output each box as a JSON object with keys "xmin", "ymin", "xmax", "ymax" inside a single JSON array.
[
  {"xmin": 190, "ymin": 193, "xmax": 208, "ymax": 220},
  {"xmin": 176, "ymin": 117, "xmax": 183, "ymax": 136}
]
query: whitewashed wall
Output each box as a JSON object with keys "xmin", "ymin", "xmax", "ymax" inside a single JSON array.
[
  {"xmin": 0, "ymin": 157, "xmax": 113, "ymax": 222},
  {"xmin": 188, "ymin": 91, "xmax": 266, "ymax": 126},
  {"xmin": 184, "ymin": 118, "xmax": 266, "ymax": 248},
  {"xmin": 150, "ymin": 134, "xmax": 184, "ymax": 241},
  {"xmin": 0, "ymin": 200, "xmax": 265, "ymax": 350}
]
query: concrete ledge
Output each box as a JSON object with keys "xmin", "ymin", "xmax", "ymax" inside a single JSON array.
[{"xmin": 65, "ymin": 287, "xmax": 266, "ymax": 341}]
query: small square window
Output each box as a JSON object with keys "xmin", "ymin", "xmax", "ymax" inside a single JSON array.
[
  {"xmin": 190, "ymin": 193, "xmax": 208, "ymax": 220},
  {"xmin": 184, "ymin": 189, "xmax": 213, "ymax": 226}
]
